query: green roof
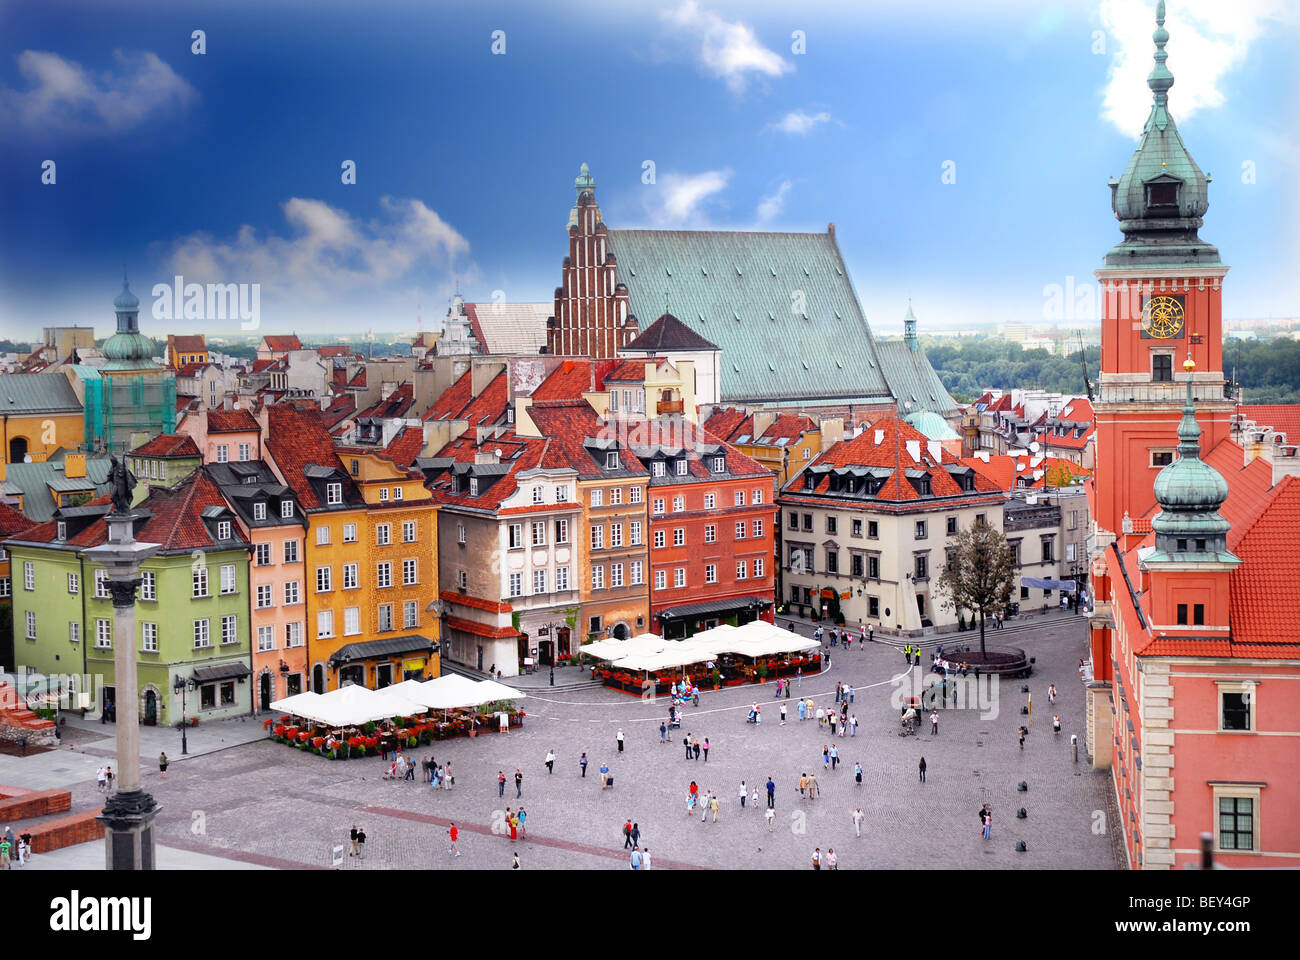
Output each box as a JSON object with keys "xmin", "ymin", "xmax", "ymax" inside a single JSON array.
[
  {"xmin": 0, "ymin": 373, "xmax": 82, "ymax": 414},
  {"xmin": 609, "ymin": 228, "xmax": 912, "ymax": 407},
  {"xmin": 3, "ymin": 453, "xmax": 112, "ymax": 522},
  {"xmin": 878, "ymin": 340, "xmax": 961, "ymax": 417},
  {"xmin": 903, "ymin": 409, "xmax": 960, "ymax": 441}
]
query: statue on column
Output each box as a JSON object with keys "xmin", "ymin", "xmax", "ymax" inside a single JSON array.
[{"xmin": 108, "ymin": 455, "xmax": 136, "ymax": 515}]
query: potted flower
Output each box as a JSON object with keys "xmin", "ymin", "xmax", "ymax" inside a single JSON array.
[
  {"xmin": 756, "ymin": 664, "xmax": 769, "ymax": 683},
  {"xmin": 710, "ymin": 669, "xmax": 722, "ymax": 689}
]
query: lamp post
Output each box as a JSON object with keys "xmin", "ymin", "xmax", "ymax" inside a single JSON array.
[{"xmin": 172, "ymin": 677, "xmax": 195, "ymax": 755}]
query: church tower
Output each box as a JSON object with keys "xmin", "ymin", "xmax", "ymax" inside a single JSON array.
[{"xmin": 545, "ymin": 163, "xmax": 636, "ymax": 358}]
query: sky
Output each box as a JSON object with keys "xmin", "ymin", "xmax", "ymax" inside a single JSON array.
[{"xmin": 0, "ymin": 0, "xmax": 1297, "ymax": 343}]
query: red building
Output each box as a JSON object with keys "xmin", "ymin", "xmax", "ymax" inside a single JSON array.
[{"xmin": 1086, "ymin": 3, "xmax": 1300, "ymax": 869}]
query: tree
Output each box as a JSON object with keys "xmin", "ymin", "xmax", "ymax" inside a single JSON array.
[{"xmin": 935, "ymin": 518, "xmax": 1016, "ymax": 658}]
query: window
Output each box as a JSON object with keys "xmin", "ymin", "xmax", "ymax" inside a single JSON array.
[
  {"xmin": 591, "ymin": 566, "xmax": 605, "ymax": 590},
  {"xmin": 326, "ymin": 482, "xmax": 342, "ymax": 505},
  {"xmin": 1219, "ymin": 684, "xmax": 1254, "ymax": 731},
  {"xmin": 532, "ymin": 521, "xmax": 547, "ymax": 547},
  {"xmin": 1152, "ymin": 354, "xmax": 1173, "ymax": 383},
  {"xmin": 404, "ymin": 600, "xmax": 418, "ymax": 628},
  {"xmin": 674, "ymin": 568, "xmax": 686, "ymax": 588},
  {"xmin": 556, "ymin": 566, "xmax": 569, "ymax": 591},
  {"xmin": 652, "ymin": 461, "xmax": 666, "ymax": 478},
  {"xmin": 93, "ymin": 568, "xmax": 109, "ymax": 598},
  {"xmin": 257, "ymin": 625, "xmax": 274, "ymax": 652},
  {"xmin": 217, "ymin": 564, "xmax": 235, "ymax": 594},
  {"xmin": 736, "ymin": 561, "xmax": 748, "ymax": 580},
  {"xmin": 217, "ymin": 444, "xmax": 229, "ymax": 463},
  {"xmin": 704, "ymin": 524, "xmax": 716, "ymax": 544},
  {"xmin": 630, "ymin": 561, "xmax": 643, "ymax": 585},
  {"xmin": 915, "ymin": 521, "xmax": 927, "ymax": 540},
  {"xmin": 557, "ymin": 485, "xmax": 570, "ymax": 502},
  {"xmin": 403, "ymin": 558, "xmax": 418, "ymax": 585},
  {"xmin": 591, "ymin": 525, "xmax": 604, "ymax": 550},
  {"xmin": 610, "ymin": 563, "xmax": 624, "ymax": 588},
  {"xmin": 651, "ymin": 497, "xmax": 666, "ymax": 516},
  {"xmin": 591, "ymin": 489, "xmax": 604, "ymax": 508},
  {"xmin": 629, "ymin": 486, "xmax": 641, "ymax": 504},
  {"xmin": 238, "ymin": 443, "xmax": 251, "ymax": 462},
  {"xmin": 67, "ymin": 572, "xmax": 79, "ymax": 594},
  {"xmin": 281, "ymin": 500, "xmax": 295, "ymax": 519},
  {"xmin": 377, "ymin": 604, "xmax": 393, "ymax": 632},
  {"xmin": 376, "ymin": 562, "xmax": 392, "ymax": 588},
  {"xmin": 611, "ymin": 487, "xmax": 623, "ymax": 505},
  {"xmin": 533, "ymin": 569, "xmax": 547, "ymax": 594},
  {"xmin": 284, "ymin": 580, "xmax": 300, "ymax": 605},
  {"xmin": 256, "ymin": 584, "xmax": 273, "ymax": 609},
  {"xmin": 193, "ymin": 566, "xmax": 209, "ymax": 598},
  {"xmin": 221, "ymin": 615, "xmax": 238, "ymax": 645},
  {"xmin": 589, "ymin": 615, "xmax": 603, "ymax": 635},
  {"xmin": 1216, "ymin": 795, "xmax": 1256, "ymax": 852},
  {"xmin": 753, "ymin": 488, "xmax": 764, "ymax": 504},
  {"xmin": 457, "ymin": 523, "xmax": 467, "ymax": 545},
  {"xmin": 705, "ymin": 564, "xmax": 717, "ymax": 584},
  {"xmin": 316, "ymin": 526, "xmax": 331, "ymax": 546},
  {"xmin": 752, "ymin": 518, "xmax": 765, "ymax": 539},
  {"xmin": 630, "ymin": 520, "xmax": 642, "ymax": 545},
  {"xmin": 755, "ymin": 558, "xmax": 765, "ymax": 578},
  {"xmin": 344, "ymin": 607, "xmax": 361, "ymax": 636},
  {"xmin": 393, "ymin": 485, "xmax": 403, "ymax": 502},
  {"xmin": 1151, "ymin": 450, "xmax": 1174, "ymax": 468},
  {"xmin": 788, "ymin": 511, "xmax": 799, "ymax": 530},
  {"xmin": 200, "ymin": 685, "xmax": 216, "ymax": 709},
  {"xmin": 0, "ymin": 578, "xmax": 8, "ymax": 598},
  {"xmin": 555, "ymin": 519, "xmax": 569, "ymax": 544},
  {"xmin": 25, "ymin": 610, "xmax": 35, "ymax": 639},
  {"xmin": 915, "ymin": 554, "xmax": 929, "ymax": 580},
  {"xmin": 868, "ymin": 596, "xmax": 879, "ymax": 618},
  {"xmin": 1066, "ymin": 543, "xmax": 1076, "ymax": 563},
  {"xmin": 1068, "ymin": 509, "xmax": 1078, "ymax": 530},
  {"xmin": 343, "ymin": 523, "xmax": 357, "ymax": 543},
  {"xmin": 802, "ymin": 514, "xmax": 813, "ymax": 532},
  {"xmin": 674, "ymin": 528, "xmax": 685, "ymax": 547},
  {"xmin": 1040, "ymin": 536, "xmax": 1055, "ymax": 563},
  {"xmin": 851, "ymin": 518, "xmax": 863, "ymax": 538},
  {"xmin": 672, "ymin": 459, "xmax": 687, "ymax": 477},
  {"xmin": 851, "ymin": 554, "xmax": 864, "ymax": 577},
  {"xmin": 946, "ymin": 516, "xmax": 958, "ymax": 536},
  {"xmin": 605, "ymin": 452, "xmax": 619, "ymax": 469},
  {"xmin": 532, "ymin": 486, "xmax": 544, "ymax": 504},
  {"xmin": 610, "ymin": 522, "xmax": 623, "ymax": 548},
  {"xmin": 506, "ymin": 572, "xmax": 522, "ymax": 597},
  {"xmin": 826, "ymin": 550, "xmax": 838, "ymax": 574},
  {"xmin": 654, "ymin": 570, "xmax": 667, "ymax": 590},
  {"xmin": 255, "ymin": 543, "xmax": 271, "ymax": 566},
  {"xmin": 1010, "ymin": 540, "xmax": 1022, "ymax": 566},
  {"xmin": 868, "ymin": 521, "xmax": 879, "ymax": 539},
  {"xmin": 376, "ymin": 524, "xmax": 391, "ymax": 546},
  {"xmin": 254, "ymin": 502, "xmax": 268, "ymax": 521},
  {"xmin": 193, "ymin": 618, "xmax": 210, "ymax": 648},
  {"xmin": 508, "ymin": 524, "xmax": 523, "ymax": 549},
  {"xmin": 653, "ymin": 530, "xmax": 665, "ymax": 549},
  {"xmin": 217, "ymin": 520, "xmax": 233, "ymax": 541},
  {"xmin": 868, "ymin": 556, "xmax": 880, "ymax": 580},
  {"xmin": 93, "ymin": 617, "xmax": 112, "ymax": 647},
  {"xmin": 316, "ymin": 610, "xmax": 334, "ymax": 639},
  {"xmin": 712, "ymin": 456, "xmax": 726, "ymax": 474},
  {"xmin": 457, "ymin": 570, "xmax": 467, "ymax": 590},
  {"xmin": 316, "ymin": 566, "xmax": 332, "ymax": 593},
  {"xmin": 469, "ymin": 477, "xmax": 479, "ymax": 497},
  {"xmin": 378, "ymin": 487, "xmax": 389, "ymax": 502},
  {"xmin": 402, "ymin": 521, "xmax": 416, "ymax": 543},
  {"xmin": 283, "ymin": 540, "xmax": 298, "ymax": 563},
  {"xmin": 672, "ymin": 496, "xmax": 684, "ymax": 512},
  {"xmin": 285, "ymin": 622, "xmax": 303, "ymax": 647}
]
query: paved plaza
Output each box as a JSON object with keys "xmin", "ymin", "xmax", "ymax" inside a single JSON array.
[{"xmin": 2, "ymin": 614, "xmax": 1119, "ymax": 870}]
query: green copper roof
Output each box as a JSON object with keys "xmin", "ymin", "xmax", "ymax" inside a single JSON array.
[
  {"xmin": 113, "ymin": 278, "xmax": 140, "ymax": 311},
  {"xmin": 568, "ymin": 162, "xmax": 598, "ymax": 228},
  {"xmin": 101, "ymin": 331, "xmax": 156, "ymax": 367},
  {"xmin": 903, "ymin": 409, "xmax": 960, "ymax": 441},
  {"xmin": 1104, "ymin": 1, "xmax": 1220, "ymax": 268}
]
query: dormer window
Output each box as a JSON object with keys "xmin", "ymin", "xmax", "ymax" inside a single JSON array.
[
  {"xmin": 217, "ymin": 520, "xmax": 232, "ymax": 541},
  {"xmin": 805, "ymin": 472, "xmax": 815, "ymax": 490},
  {"xmin": 281, "ymin": 500, "xmax": 294, "ymax": 518},
  {"xmin": 1146, "ymin": 180, "xmax": 1179, "ymax": 209},
  {"xmin": 254, "ymin": 502, "xmax": 267, "ymax": 521},
  {"xmin": 351, "ymin": 459, "xmax": 360, "ymax": 476},
  {"xmin": 57, "ymin": 521, "xmax": 66, "ymax": 541},
  {"xmin": 846, "ymin": 479, "xmax": 856, "ymax": 494},
  {"xmin": 605, "ymin": 451, "xmax": 619, "ymax": 470},
  {"xmin": 711, "ymin": 456, "xmax": 725, "ymax": 474},
  {"xmin": 652, "ymin": 460, "xmax": 665, "ymax": 477},
  {"xmin": 469, "ymin": 477, "xmax": 479, "ymax": 497},
  {"xmin": 326, "ymin": 482, "xmax": 342, "ymax": 505},
  {"xmin": 675, "ymin": 459, "xmax": 689, "ymax": 476}
]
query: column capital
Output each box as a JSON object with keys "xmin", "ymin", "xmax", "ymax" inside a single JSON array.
[{"xmin": 108, "ymin": 577, "xmax": 143, "ymax": 609}]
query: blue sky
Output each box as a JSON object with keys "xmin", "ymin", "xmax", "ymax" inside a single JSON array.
[{"xmin": 1, "ymin": 0, "xmax": 1296, "ymax": 342}]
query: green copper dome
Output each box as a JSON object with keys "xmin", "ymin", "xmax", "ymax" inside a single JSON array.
[
  {"xmin": 1104, "ymin": 1, "xmax": 1220, "ymax": 268},
  {"xmin": 113, "ymin": 279, "xmax": 140, "ymax": 311},
  {"xmin": 1151, "ymin": 358, "xmax": 1232, "ymax": 549},
  {"xmin": 102, "ymin": 276, "xmax": 158, "ymax": 370}
]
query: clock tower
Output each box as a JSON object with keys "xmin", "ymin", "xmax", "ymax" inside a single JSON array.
[{"xmin": 1091, "ymin": 1, "xmax": 1232, "ymax": 544}]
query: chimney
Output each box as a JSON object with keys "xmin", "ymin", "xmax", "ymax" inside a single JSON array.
[
  {"xmin": 873, "ymin": 429, "xmax": 884, "ymax": 446},
  {"xmin": 905, "ymin": 440, "xmax": 921, "ymax": 462},
  {"xmin": 65, "ymin": 453, "xmax": 86, "ymax": 479},
  {"xmin": 926, "ymin": 440, "xmax": 941, "ymax": 462},
  {"xmin": 474, "ymin": 450, "xmax": 499, "ymax": 465}
]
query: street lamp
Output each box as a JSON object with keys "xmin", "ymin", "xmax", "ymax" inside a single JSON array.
[{"xmin": 172, "ymin": 677, "xmax": 195, "ymax": 755}]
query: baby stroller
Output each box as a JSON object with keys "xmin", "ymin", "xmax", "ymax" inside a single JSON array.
[
  {"xmin": 746, "ymin": 708, "xmax": 762, "ymax": 724},
  {"xmin": 668, "ymin": 714, "xmax": 682, "ymax": 730}
]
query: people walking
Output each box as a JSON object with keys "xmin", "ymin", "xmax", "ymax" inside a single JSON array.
[
  {"xmin": 919, "ymin": 756, "xmax": 927, "ymax": 783},
  {"xmin": 797, "ymin": 699, "xmax": 806, "ymax": 722},
  {"xmin": 498, "ymin": 770, "xmax": 506, "ymax": 798},
  {"xmin": 512, "ymin": 851, "xmax": 520, "ymax": 869},
  {"xmin": 982, "ymin": 805, "xmax": 992, "ymax": 840},
  {"xmin": 642, "ymin": 847, "xmax": 652, "ymax": 870},
  {"xmin": 850, "ymin": 714, "xmax": 858, "ymax": 737},
  {"xmin": 350, "ymin": 824, "xmax": 359, "ymax": 856},
  {"xmin": 827, "ymin": 848, "xmax": 838, "ymax": 870},
  {"xmin": 930, "ymin": 711, "xmax": 939, "ymax": 736},
  {"xmin": 830, "ymin": 744, "xmax": 839, "ymax": 770},
  {"xmin": 702, "ymin": 737, "xmax": 710, "ymax": 762},
  {"xmin": 630, "ymin": 848, "xmax": 642, "ymax": 870},
  {"xmin": 105, "ymin": 767, "xmax": 114, "ymax": 792},
  {"xmin": 1018, "ymin": 725, "xmax": 1027, "ymax": 750},
  {"xmin": 159, "ymin": 752, "xmax": 168, "ymax": 778},
  {"xmin": 739, "ymin": 781, "xmax": 747, "ymax": 808},
  {"xmin": 514, "ymin": 769, "xmax": 523, "ymax": 798},
  {"xmin": 1053, "ymin": 714, "xmax": 1062, "ymax": 736},
  {"xmin": 852, "ymin": 807, "xmax": 864, "ymax": 837},
  {"xmin": 854, "ymin": 761, "xmax": 863, "ymax": 786},
  {"xmin": 545, "ymin": 749, "xmax": 555, "ymax": 773},
  {"xmin": 766, "ymin": 806, "xmax": 776, "ymax": 830},
  {"xmin": 799, "ymin": 772, "xmax": 808, "ymax": 798},
  {"xmin": 683, "ymin": 734, "xmax": 693, "ymax": 759},
  {"xmin": 807, "ymin": 773, "xmax": 820, "ymax": 799},
  {"xmin": 692, "ymin": 737, "xmax": 701, "ymax": 761},
  {"xmin": 579, "ymin": 752, "xmax": 588, "ymax": 777},
  {"xmin": 448, "ymin": 823, "xmax": 460, "ymax": 857},
  {"xmin": 617, "ymin": 728, "xmax": 625, "ymax": 754},
  {"xmin": 517, "ymin": 807, "xmax": 527, "ymax": 839},
  {"xmin": 766, "ymin": 777, "xmax": 776, "ymax": 809},
  {"xmin": 660, "ymin": 722, "xmax": 667, "ymax": 743},
  {"xmin": 822, "ymin": 745, "xmax": 830, "ymax": 770},
  {"xmin": 710, "ymin": 793, "xmax": 720, "ymax": 823},
  {"xmin": 623, "ymin": 819, "xmax": 634, "ymax": 849},
  {"xmin": 1048, "ymin": 683, "xmax": 1057, "ymax": 705},
  {"xmin": 356, "ymin": 826, "xmax": 366, "ymax": 859},
  {"xmin": 780, "ymin": 702, "xmax": 787, "ymax": 725},
  {"xmin": 97, "ymin": 766, "xmax": 106, "ymax": 793},
  {"xmin": 599, "ymin": 762, "xmax": 610, "ymax": 788},
  {"xmin": 812, "ymin": 847, "xmax": 822, "ymax": 870}
]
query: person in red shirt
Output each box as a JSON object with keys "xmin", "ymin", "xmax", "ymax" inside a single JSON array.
[{"xmin": 448, "ymin": 823, "xmax": 460, "ymax": 857}]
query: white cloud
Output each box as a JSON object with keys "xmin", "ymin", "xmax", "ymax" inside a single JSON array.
[
  {"xmin": 1099, "ymin": 0, "xmax": 1289, "ymax": 137},
  {"xmin": 764, "ymin": 109, "xmax": 833, "ymax": 135},
  {"xmin": 756, "ymin": 179, "xmax": 793, "ymax": 222},
  {"xmin": 660, "ymin": 1, "xmax": 793, "ymax": 92},
  {"xmin": 165, "ymin": 196, "xmax": 469, "ymax": 300},
  {"xmin": 645, "ymin": 169, "xmax": 732, "ymax": 225},
  {"xmin": 0, "ymin": 49, "xmax": 197, "ymax": 137}
]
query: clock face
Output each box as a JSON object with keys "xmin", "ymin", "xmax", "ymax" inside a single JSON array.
[{"xmin": 1141, "ymin": 295, "xmax": 1185, "ymax": 339}]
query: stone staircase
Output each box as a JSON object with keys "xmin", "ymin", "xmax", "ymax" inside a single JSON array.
[{"xmin": 0, "ymin": 681, "xmax": 58, "ymax": 747}]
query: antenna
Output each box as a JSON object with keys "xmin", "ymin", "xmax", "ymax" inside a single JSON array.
[{"xmin": 1077, "ymin": 329, "xmax": 1094, "ymax": 402}]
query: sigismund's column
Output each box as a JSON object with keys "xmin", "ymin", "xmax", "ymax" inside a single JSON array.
[{"xmin": 87, "ymin": 509, "xmax": 160, "ymax": 870}]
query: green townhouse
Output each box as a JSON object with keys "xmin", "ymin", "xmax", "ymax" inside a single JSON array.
[{"xmin": 5, "ymin": 469, "xmax": 253, "ymax": 724}]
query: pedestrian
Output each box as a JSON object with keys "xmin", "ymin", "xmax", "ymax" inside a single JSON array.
[
  {"xmin": 159, "ymin": 752, "xmax": 168, "ymax": 778},
  {"xmin": 702, "ymin": 737, "xmax": 710, "ymax": 762},
  {"xmin": 1048, "ymin": 683, "xmax": 1057, "ymax": 705},
  {"xmin": 848, "ymin": 685, "xmax": 854, "ymax": 704},
  {"xmin": 97, "ymin": 766, "xmax": 106, "ymax": 793},
  {"xmin": 0, "ymin": 836, "xmax": 9, "ymax": 871},
  {"xmin": 350, "ymin": 824, "xmax": 359, "ymax": 856},
  {"xmin": 780, "ymin": 701, "xmax": 788, "ymax": 725},
  {"xmin": 630, "ymin": 848, "xmax": 642, "ymax": 870},
  {"xmin": 797, "ymin": 699, "xmax": 806, "ymax": 722},
  {"xmin": 683, "ymin": 734, "xmax": 692, "ymax": 759},
  {"xmin": 982, "ymin": 805, "xmax": 992, "ymax": 840},
  {"xmin": 545, "ymin": 749, "xmax": 555, "ymax": 774},
  {"xmin": 854, "ymin": 761, "xmax": 863, "ymax": 786},
  {"xmin": 693, "ymin": 687, "xmax": 700, "ymax": 707},
  {"xmin": 105, "ymin": 766, "xmax": 114, "ymax": 793},
  {"xmin": 827, "ymin": 847, "xmax": 838, "ymax": 870},
  {"xmin": 700, "ymin": 790, "xmax": 711, "ymax": 822},
  {"xmin": 739, "ymin": 780, "xmax": 747, "ymax": 808},
  {"xmin": 617, "ymin": 728, "xmax": 625, "ymax": 754},
  {"xmin": 599, "ymin": 761, "xmax": 610, "ymax": 788},
  {"xmin": 518, "ymin": 807, "xmax": 527, "ymax": 839},
  {"xmin": 850, "ymin": 714, "xmax": 858, "ymax": 737},
  {"xmin": 930, "ymin": 711, "xmax": 939, "ymax": 736},
  {"xmin": 642, "ymin": 847, "xmax": 652, "ymax": 870},
  {"xmin": 815, "ymin": 706, "xmax": 825, "ymax": 727},
  {"xmin": 629, "ymin": 821, "xmax": 639, "ymax": 849},
  {"xmin": 659, "ymin": 722, "xmax": 667, "ymax": 743},
  {"xmin": 1053, "ymin": 714, "xmax": 1062, "ymax": 736},
  {"xmin": 710, "ymin": 793, "xmax": 720, "ymax": 823},
  {"xmin": 1018, "ymin": 725, "xmax": 1027, "ymax": 750},
  {"xmin": 796, "ymin": 666, "xmax": 802, "ymax": 689},
  {"xmin": 799, "ymin": 772, "xmax": 808, "ymax": 798},
  {"xmin": 16, "ymin": 833, "xmax": 29, "ymax": 866},
  {"xmin": 509, "ymin": 811, "xmax": 518, "ymax": 842},
  {"xmin": 498, "ymin": 770, "xmax": 506, "ymax": 798},
  {"xmin": 623, "ymin": 819, "xmax": 634, "ymax": 849},
  {"xmin": 822, "ymin": 745, "xmax": 830, "ymax": 770},
  {"xmin": 919, "ymin": 756, "xmax": 927, "ymax": 783},
  {"xmin": 448, "ymin": 823, "xmax": 460, "ymax": 857},
  {"xmin": 852, "ymin": 807, "xmax": 864, "ymax": 837},
  {"xmin": 751, "ymin": 784, "xmax": 760, "ymax": 808},
  {"xmin": 766, "ymin": 776, "xmax": 776, "ymax": 809},
  {"xmin": 812, "ymin": 847, "xmax": 822, "ymax": 870},
  {"xmin": 515, "ymin": 768, "xmax": 523, "ymax": 798},
  {"xmin": 356, "ymin": 826, "xmax": 366, "ymax": 859},
  {"xmin": 511, "ymin": 850, "xmax": 520, "ymax": 869},
  {"xmin": 405, "ymin": 757, "xmax": 416, "ymax": 781},
  {"xmin": 692, "ymin": 737, "xmax": 701, "ymax": 761},
  {"xmin": 808, "ymin": 772, "xmax": 820, "ymax": 799},
  {"xmin": 830, "ymin": 744, "xmax": 839, "ymax": 770},
  {"xmin": 835, "ymin": 682, "xmax": 842, "ymax": 704}
]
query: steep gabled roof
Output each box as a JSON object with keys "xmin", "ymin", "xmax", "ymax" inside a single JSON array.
[
  {"xmin": 206, "ymin": 408, "xmax": 261, "ymax": 434},
  {"xmin": 0, "ymin": 502, "xmax": 35, "ymax": 537},
  {"xmin": 875, "ymin": 339, "xmax": 960, "ymax": 417},
  {"xmin": 529, "ymin": 359, "xmax": 617, "ymax": 404},
  {"xmin": 261, "ymin": 335, "xmax": 302, "ymax": 352},
  {"xmin": 357, "ymin": 382, "xmax": 415, "ymax": 421},
  {"xmin": 703, "ymin": 407, "xmax": 750, "ymax": 443},
  {"xmin": 462, "ymin": 302, "xmax": 550, "ymax": 355},
  {"xmin": 1237, "ymin": 404, "xmax": 1300, "ymax": 443},
  {"xmin": 264, "ymin": 404, "xmax": 360, "ymax": 510},
  {"xmin": 622, "ymin": 312, "xmax": 719, "ymax": 354},
  {"xmin": 1226, "ymin": 475, "xmax": 1300, "ymax": 651},
  {"xmin": 130, "ymin": 433, "xmax": 200, "ymax": 458}
]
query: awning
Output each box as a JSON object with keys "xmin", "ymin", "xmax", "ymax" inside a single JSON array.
[
  {"xmin": 1020, "ymin": 577, "xmax": 1077, "ymax": 592},
  {"xmin": 657, "ymin": 595, "xmax": 771, "ymax": 622},
  {"xmin": 330, "ymin": 635, "xmax": 439, "ymax": 667},
  {"xmin": 192, "ymin": 662, "xmax": 252, "ymax": 684}
]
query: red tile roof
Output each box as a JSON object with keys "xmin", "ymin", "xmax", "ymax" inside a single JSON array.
[
  {"xmin": 206, "ymin": 408, "xmax": 261, "ymax": 434},
  {"xmin": 424, "ymin": 369, "xmax": 475, "ymax": 421},
  {"xmin": 1203, "ymin": 440, "xmax": 1277, "ymax": 551},
  {"xmin": 265, "ymin": 404, "xmax": 359, "ymax": 511},
  {"xmin": 1237, "ymin": 404, "xmax": 1300, "ymax": 443},
  {"xmin": 756, "ymin": 414, "xmax": 816, "ymax": 445},
  {"xmin": 130, "ymin": 434, "xmax": 200, "ymax": 458},
  {"xmin": 383, "ymin": 425, "xmax": 426, "ymax": 469},
  {"xmin": 0, "ymin": 502, "xmax": 35, "ymax": 537},
  {"xmin": 444, "ymin": 615, "xmax": 518, "ymax": 639},
  {"xmin": 357, "ymin": 382, "xmax": 415, "ymax": 420},
  {"xmin": 175, "ymin": 362, "xmax": 210, "ymax": 378},
  {"xmin": 457, "ymin": 372, "xmax": 508, "ymax": 426},
  {"xmin": 170, "ymin": 335, "xmax": 206, "ymax": 353},
  {"xmin": 262, "ymin": 335, "xmax": 302, "ymax": 352},
  {"xmin": 957, "ymin": 456, "xmax": 1015, "ymax": 492},
  {"xmin": 703, "ymin": 407, "xmax": 749, "ymax": 443},
  {"xmin": 316, "ymin": 345, "xmax": 355, "ymax": 358},
  {"xmin": 440, "ymin": 590, "xmax": 513, "ymax": 614},
  {"xmin": 427, "ymin": 432, "xmax": 550, "ymax": 511},
  {"xmin": 321, "ymin": 394, "xmax": 356, "ymax": 429},
  {"xmin": 604, "ymin": 359, "xmax": 655, "ymax": 382},
  {"xmin": 529, "ymin": 359, "xmax": 617, "ymax": 404},
  {"xmin": 1227, "ymin": 475, "xmax": 1300, "ymax": 650},
  {"xmin": 988, "ymin": 395, "xmax": 1013, "ymax": 412}
]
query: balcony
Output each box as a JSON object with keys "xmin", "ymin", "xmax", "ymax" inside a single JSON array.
[{"xmin": 657, "ymin": 399, "xmax": 684, "ymax": 415}]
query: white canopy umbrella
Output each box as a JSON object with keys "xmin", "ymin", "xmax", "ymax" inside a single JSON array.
[
  {"xmin": 295, "ymin": 684, "xmax": 423, "ymax": 726},
  {"xmin": 268, "ymin": 691, "xmax": 326, "ymax": 716},
  {"xmin": 473, "ymin": 678, "xmax": 526, "ymax": 704},
  {"xmin": 579, "ymin": 633, "xmax": 668, "ymax": 662}
]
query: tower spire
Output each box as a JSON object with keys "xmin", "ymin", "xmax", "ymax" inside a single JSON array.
[{"xmin": 1148, "ymin": 0, "xmax": 1174, "ymax": 123}]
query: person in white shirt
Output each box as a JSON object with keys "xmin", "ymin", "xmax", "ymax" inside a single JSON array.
[
  {"xmin": 852, "ymin": 807, "xmax": 865, "ymax": 838},
  {"xmin": 641, "ymin": 847, "xmax": 652, "ymax": 870}
]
